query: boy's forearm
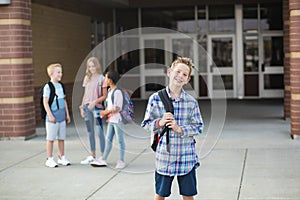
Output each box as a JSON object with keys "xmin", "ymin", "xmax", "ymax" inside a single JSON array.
[{"xmin": 65, "ymin": 100, "xmax": 70, "ymax": 116}]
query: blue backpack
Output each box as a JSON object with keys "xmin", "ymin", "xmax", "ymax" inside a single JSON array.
[{"xmin": 111, "ymin": 88, "xmax": 134, "ymax": 124}]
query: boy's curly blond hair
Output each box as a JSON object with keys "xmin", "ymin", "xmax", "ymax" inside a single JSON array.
[
  {"xmin": 47, "ymin": 63, "xmax": 62, "ymax": 77},
  {"xmin": 171, "ymin": 57, "xmax": 193, "ymax": 77}
]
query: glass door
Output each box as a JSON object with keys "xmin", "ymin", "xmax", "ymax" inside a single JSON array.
[
  {"xmin": 170, "ymin": 35, "xmax": 198, "ymax": 97},
  {"xmin": 140, "ymin": 36, "xmax": 168, "ymax": 98},
  {"xmin": 208, "ymin": 35, "xmax": 236, "ymax": 98},
  {"xmin": 259, "ymin": 33, "xmax": 284, "ymax": 97},
  {"xmin": 140, "ymin": 34, "xmax": 198, "ymax": 99}
]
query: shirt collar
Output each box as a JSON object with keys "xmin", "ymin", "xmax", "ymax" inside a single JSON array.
[{"xmin": 166, "ymin": 86, "xmax": 186, "ymax": 101}]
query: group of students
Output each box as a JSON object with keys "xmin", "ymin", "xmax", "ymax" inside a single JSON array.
[
  {"xmin": 42, "ymin": 56, "xmax": 204, "ymax": 200},
  {"xmin": 42, "ymin": 57, "xmax": 126, "ymax": 169}
]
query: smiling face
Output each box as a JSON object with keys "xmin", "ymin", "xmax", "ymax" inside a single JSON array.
[
  {"xmin": 51, "ymin": 66, "xmax": 63, "ymax": 82},
  {"xmin": 167, "ymin": 62, "xmax": 191, "ymax": 88},
  {"xmin": 88, "ymin": 60, "xmax": 97, "ymax": 75}
]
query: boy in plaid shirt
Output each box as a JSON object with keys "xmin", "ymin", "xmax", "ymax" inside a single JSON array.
[{"xmin": 142, "ymin": 57, "xmax": 203, "ymax": 200}]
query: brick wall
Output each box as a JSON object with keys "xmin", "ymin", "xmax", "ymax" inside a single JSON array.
[
  {"xmin": 31, "ymin": 3, "xmax": 91, "ymax": 86},
  {"xmin": 31, "ymin": 3, "xmax": 91, "ymax": 125},
  {"xmin": 289, "ymin": 0, "xmax": 300, "ymax": 136},
  {"xmin": 0, "ymin": 2, "xmax": 91, "ymax": 137},
  {"xmin": 0, "ymin": 0, "xmax": 35, "ymax": 138},
  {"xmin": 283, "ymin": 0, "xmax": 290, "ymax": 119}
]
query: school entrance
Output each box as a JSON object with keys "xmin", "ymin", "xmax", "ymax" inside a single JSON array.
[{"xmin": 116, "ymin": 31, "xmax": 283, "ymax": 100}]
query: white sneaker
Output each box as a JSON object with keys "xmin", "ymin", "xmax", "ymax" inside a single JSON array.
[
  {"xmin": 45, "ymin": 157, "xmax": 58, "ymax": 168},
  {"xmin": 90, "ymin": 158, "xmax": 107, "ymax": 167},
  {"xmin": 80, "ymin": 156, "xmax": 95, "ymax": 165},
  {"xmin": 57, "ymin": 155, "xmax": 71, "ymax": 166},
  {"xmin": 115, "ymin": 160, "xmax": 126, "ymax": 169}
]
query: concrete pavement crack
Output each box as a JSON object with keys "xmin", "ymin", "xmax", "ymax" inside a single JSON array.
[{"xmin": 237, "ymin": 148, "xmax": 248, "ymax": 200}]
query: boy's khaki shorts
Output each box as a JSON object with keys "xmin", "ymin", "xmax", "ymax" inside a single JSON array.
[{"xmin": 46, "ymin": 121, "xmax": 66, "ymax": 141}]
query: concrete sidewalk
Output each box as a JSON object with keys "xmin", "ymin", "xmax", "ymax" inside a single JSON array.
[{"xmin": 1, "ymin": 99, "xmax": 300, "ymax": 200}]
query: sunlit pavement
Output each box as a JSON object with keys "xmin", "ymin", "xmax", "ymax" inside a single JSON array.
[{"xmin": 1, "ymin": 99, "xmax": 300, "ymax": 200}]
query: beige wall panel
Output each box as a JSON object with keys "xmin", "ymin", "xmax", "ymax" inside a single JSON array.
[{"xmin": 32, "ymin": 3, "xmax": 91, "ymax": 86}]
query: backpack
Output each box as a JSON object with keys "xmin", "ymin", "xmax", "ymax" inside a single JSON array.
[
  {"xmin": 151, "ymin": 88, "xmax": 174, "ymax": 152},
  {"xmin": 111, "ymin": 88, "xmax": 134, "ymax": 124},
  {"xmin": 40, "ymin": 81, "xmax": 65, "ymax": 120}
]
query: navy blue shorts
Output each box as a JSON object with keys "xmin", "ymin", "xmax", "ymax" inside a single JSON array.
[{"xmin": 155, "ymin": 166, "xmax": 197, "ymax": 197}]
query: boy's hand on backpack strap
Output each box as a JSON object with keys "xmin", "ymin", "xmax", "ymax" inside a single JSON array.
[
  {"xmin": 166, "ymin": 119, "xmax": 183, "ymax": 135},
  {"xmin": 160, "ymin": 112, "xmax": 174, "ymax": 127}
]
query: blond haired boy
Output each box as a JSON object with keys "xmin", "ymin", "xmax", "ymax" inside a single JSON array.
[
  {"xmin": 142, "ymin": 57, "xmax": 203, "ymax": 200},
  {"xmin": 43, "ymin": 63, "xmax": 71, "ymax": 168}
]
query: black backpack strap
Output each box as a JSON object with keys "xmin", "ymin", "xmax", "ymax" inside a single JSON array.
[
  {"xmin": 158, "ymin": 88, "xmax": 174, "ymax": 152},
  {"xmin": 48, "ymin": 82, "xmax": 62, "ymax": 110},
  {"xmin": 47, "ymin": 82, "xmax": 57, "ymax": 108},
  {"xmin": 159, "ymin": 88, "xmax": 174, "ymax": 114}
]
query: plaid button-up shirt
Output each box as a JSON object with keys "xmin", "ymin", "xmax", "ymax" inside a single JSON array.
[{"xmin": 142, "ymin": 87, "xmax": 203, "ymax": 176}]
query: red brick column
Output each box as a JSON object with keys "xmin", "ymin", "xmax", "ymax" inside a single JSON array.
[
  {"xmin": 0, "ymin": 0, "xmax": 35, "ymax": 139},
  {"xmin": 283, "ymin": 0, "xmax": 291, "ymax": 119},
  {"xmin": 289, "ymin": 0, "xmax": 300, "ymax": 138}
]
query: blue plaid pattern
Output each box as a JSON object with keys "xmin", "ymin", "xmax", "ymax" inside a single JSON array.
[{"xmin": 142, "ymin": 87, "xmax": 203, "ymax": 176}]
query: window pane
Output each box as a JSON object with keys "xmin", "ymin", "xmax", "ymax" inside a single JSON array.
[
  {"xmin": 116, "ymin": 8, "xmax": 138, "ymax": 33},
  {"xmin": 146, "ymin": 77, "xmax": 165, "ymax": 91},
  {"xmin": 116, "ymin": 37, "xmax": 140, "ymax": 74},
  {"xmin": 244, "ymin": 35, "xmax": 258, "ymax": 72},
  {"xmin": 213, "ymin": 75, "xmax": 233, "ymax": 90},
  {"xmin": 198, "ymin": 35, "xmax": 207, "ymax": 72},
  {"xmin": 199, "ymin": 75, "xmax": 208, "ymax": 97},
  {"xmin": 209, "ymin": 5, "xmax": 235, "ymax": 32},
  {"xmin": 263, "ymin": 36, "xmax": 283, "ymax": 67},
  {"xmin": 144, "ymin": 40, "xmax": 165, "ymax": 68},
  {"xmin": 260, "ymin": 3, "xmax": 283, "ymax": 31},
  {"xmin": 197, "ymin": 6, "xmax": 207, "ymax": 34},
  {"xmin": 212, "ymin": 38, "xmax": 233, "ymax": 67},
  {"xmin": 243, "ymin": 4, "xmax": 258, "ymax": 32},
  {"xmin": 172, "ymin": 38, "xmax": 193, "ymax": 59},
  {"xmin": 142, "ymin": 7, "xmax": 195, "ymax": 33},
  {"xmin": 264, "ymin": 74, "xmax": 283, "ymax": 89}
]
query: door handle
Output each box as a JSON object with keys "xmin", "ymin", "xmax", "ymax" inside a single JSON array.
[{"xmin": 261, "ymin": 63, "xmax": 265, "ymax": 72}]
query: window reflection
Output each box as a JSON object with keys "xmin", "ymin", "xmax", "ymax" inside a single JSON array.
[
  {"xmin": 146, "ymin": 77, "xmax": 165, "ymax": 91},
  {"xmin": 142, "ymin": 7, "xmax": 195, "ymax": 33},
  {"xmin": 209, "ymin": 5, "xmax": 235, "ymax": 32},
  {"xmin": 116, "ymin": 37, "xmax": 140, "ymax": 74},
  {"xmin": 117, "ymin": 50, "xmax": 140, "ymax": 74},
  {"xmin": 264, "ymin": 74, "xmax": 283, "ymax": 89},
  {"xmin": 144, "ymin": 40, "xmax": 165, "ymax": 69},
  {"xmin": 263, "ymin": 36, "xmax": 283, "ymax": 67},
  {"xmin": 212, "ymin": 38, "xmax": 233, "ymax": 67},
  {"xmin": 243, "ymin": 4, "xmax": 258, "ymax": 32},
  {"xmin": 213, "ymin": 75, "xmax": 233, "ymax": 90},
  {"xmin": 115, "ymin": 8, "xmax": 138, "ymax": 33},
  {"xmin": 172, "ymin": 39, "xmax": 193, "ymax": 60},
  {"xmin": 197, "ymin": 6, "xmax": 207, "ymax": 34},
  {"xmin": 260, "ymin": 2, "xmax": 283, "ymax": 31},
  {"xmin": 244, "ymin": 35, "xmax": 258, "ymax": 72}
]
